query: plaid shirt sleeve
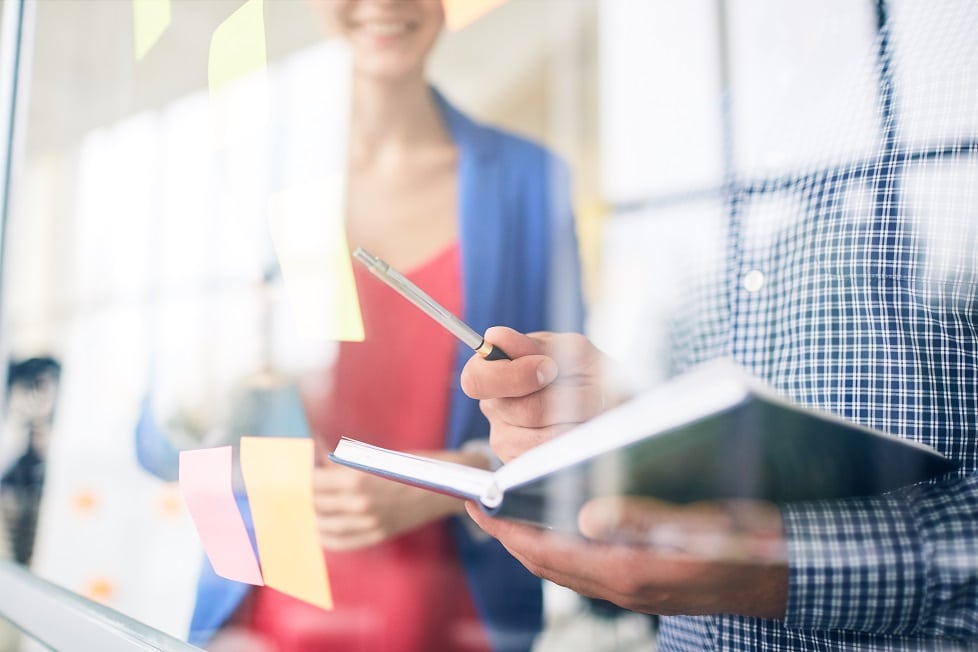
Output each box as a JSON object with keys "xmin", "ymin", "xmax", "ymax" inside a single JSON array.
[{"xmin": 782, "ymin": 471, "xmax": 978, "ymax": 639}]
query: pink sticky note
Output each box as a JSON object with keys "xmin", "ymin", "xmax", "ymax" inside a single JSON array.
[{"xmin": 179, "ymin": 447, "xmax": 264, "ymax": 585}]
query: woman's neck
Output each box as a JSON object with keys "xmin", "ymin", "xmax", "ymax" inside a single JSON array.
[{"xmin": 349, "ymin": 74, "xmax": 450, "ymax": 167}]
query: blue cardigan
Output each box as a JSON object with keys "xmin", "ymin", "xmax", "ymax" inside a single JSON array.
[{"xmin": 187, "ymin": 90, "xmax": 584, "ymax": 651}]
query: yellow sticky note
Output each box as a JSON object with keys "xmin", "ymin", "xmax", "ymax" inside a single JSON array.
[
  {"xmin": 267, "ymin": 177, "xmax": 364, "ymax": 342},
  {"xmin": 132, "ymin": 0, "xmax": 171, "ymax": 61},
  {"xmin": 240, "ymin": 437, "xmax": 332, "ymax": 609},
  {"xmin": 208, "ymin": 0, "xmax": 267, "ymax": 92},
  {"xmin": 442, "ymin": 0, "xmax": 509, "ymax": 31}
]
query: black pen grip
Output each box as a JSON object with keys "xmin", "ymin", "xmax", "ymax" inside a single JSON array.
[{"xmin": 481, "ymin": 344, "xmax": 510, "ymax": 361}]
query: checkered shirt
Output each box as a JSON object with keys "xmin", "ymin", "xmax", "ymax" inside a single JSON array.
[{"xmin": 647, "ymin": 6, "xmax": 978, "ymax": 650}]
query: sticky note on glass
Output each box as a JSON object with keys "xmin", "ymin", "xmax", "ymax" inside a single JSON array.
[
  {"xmin": 178, "ymin": 447, "xmax": 263, "ymax": 585},
  {"xmin": 268, "ymin": 177, "xmax": 364, "ymax": 342},
  {"xmin": 240, "ymin": 437, "xmax": 332, "ymax": 609},
  {"xmin": 209, "ymin": 0, "xmax": 267, "ymax": 92},
  {"xmin": 132, "ymin": 0, "xmax": 171, "ymax": 61},
  {"xmin": 443, "ymin": 0, "xmax": 509, "ymax": 31}
]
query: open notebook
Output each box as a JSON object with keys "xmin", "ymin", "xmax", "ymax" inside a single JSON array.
[{"xmin": 329, "ymin": 359, "xmax": 956, "ymax": 530}]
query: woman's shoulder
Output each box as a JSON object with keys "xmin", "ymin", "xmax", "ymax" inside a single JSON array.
[
  {"xmin": 466, "ymin": 113, "xmax": 560, "ymax": 166},
  {"xmin": 474, "ymin": 122, "xmax": 572, "ymax": 192},
  {"xmin": 484, "ymin": 124, "xmax": 558, "ymax": 167},
  {"xmin": 434, "ymin": 89, "xmax": 564, "ymax": 170}
]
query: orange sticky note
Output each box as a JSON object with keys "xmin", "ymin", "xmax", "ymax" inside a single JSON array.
[
  {"xmin": 442, "ymin": 0, "xmax": 509, "ymax": 31},
  {"xmin": 179, "ymin": 447, "xmax": 264, "ymax": 585},
  {"xmin": 239, "ymin": 437, "xmax": 332, "ymax": 609}
]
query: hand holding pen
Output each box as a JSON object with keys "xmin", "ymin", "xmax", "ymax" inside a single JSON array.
[
  {"xmin": 353, "ymin": 247, "xmax": 612, "ymax": 461},
  {"xmin": 459, "ymin": 326, "xmax": 610, "ymax": 463},
  {"xmin": 353, "ymin": 247, "xmax": 510, "ymax": 360}
]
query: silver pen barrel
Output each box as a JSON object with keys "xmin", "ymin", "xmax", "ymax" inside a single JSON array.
[{"xmin": 352, "ymin": 247, "xmax": 485, "ymax": 351}]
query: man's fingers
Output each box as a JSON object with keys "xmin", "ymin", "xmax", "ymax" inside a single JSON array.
[
  {"xmin": 579, "ymin": 497, "xmax": 739, "ymax": 540},
  {"xmin": 462, "ymin": 329, "xmax": 605, "ymax": 405},
  {"xmin": 465, "ymin": 501, "xmax": 523, "ymax": 540},
  {"xmin": 498, "ymin": 329, "xmax": 601, "ymax": 374},
  {"xmin": 486, "ymin": 422, "xmax": 575, "ymax": 463},
  {"xmin": 482, "ymin": 326, "xmax": 549, "ymax": 358},
  {"xmin": 578, "ymin": 497, "xmax": 674, "ymax": 542},
  {"xmin": 578, "ymin": 497, "xmax": 787, "ymax": 562},
  {"xmin": 578, "ymin": 497, "xmax": 736, "ymax": 549},
  {"xmin": 467, "ymin": 326, "xmax": 555, "ymax": 396},
  {"xmin": 527, "ymin": 331, "xmax": 604, "ymax": 378},
  {"xmin": 461, "ymin": 353, "xmax": 557, "ymax": 399},
  {"xmin": 466, "ymin": 503, "xmax": 689, "ymax": 603},
  {"xmin": 480, "ymin": 384, "xmax": 604, "ymax": 428}
]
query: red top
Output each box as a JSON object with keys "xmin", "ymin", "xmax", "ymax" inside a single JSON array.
[{"xmin": 246, "ymin": 243, "xmax": 490, "ymax": 652}]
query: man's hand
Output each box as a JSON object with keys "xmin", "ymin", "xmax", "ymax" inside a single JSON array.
[
  {"xmin": 460, "ymin": 327, "xmax": 613, "ymax": 462},
  {"xmin": 313, "ymin": 450, "xmax": 486, "ymax": 551},
  {"xmin": 466, "ymin": 496, "xmax": 789, "ymax": 619}
]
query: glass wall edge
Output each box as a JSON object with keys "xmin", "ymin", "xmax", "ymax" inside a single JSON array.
[
  {"xmin": 0, "ymin": 6, "xmax": 197, "ymax": 649},
  {"xmin": 0, "ymin": 560, "xmax": 202, "ymax": 651},
  {"xmin": 0, "ymin": 0, "xmax": 26, "ymax": 411}
]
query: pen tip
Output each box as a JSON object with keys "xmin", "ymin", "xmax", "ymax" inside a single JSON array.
[
  {"xmin": 352, "ymin": 247, "xmax": 390, "ymax": 274},
  {"xmin": 352, "ymin": 247, "xmax": 373, "ymax": 264}
]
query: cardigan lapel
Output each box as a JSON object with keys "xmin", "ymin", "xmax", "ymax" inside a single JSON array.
[
  {"xmin": 432, "ymin": 89, "xmax": 505, "ymax": 449},
  {"xmin": 432, "ymin": 90, "xmax": 546, "ymax": 651}
]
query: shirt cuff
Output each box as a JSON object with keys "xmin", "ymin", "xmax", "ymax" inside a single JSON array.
[{"xmin": 781, "ymin": 490, "xmax": 926, "ymax": 635}]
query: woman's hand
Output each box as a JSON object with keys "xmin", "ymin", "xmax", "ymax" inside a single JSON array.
[{"xmin": 313, "ymin": 450, "xmax": 488, "ymax": 551}]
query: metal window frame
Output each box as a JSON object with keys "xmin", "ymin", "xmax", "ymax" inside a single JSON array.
[
  {"xmin": 0, "ymin": 2, "xmax": 198, "ymax": 649},
  {"xmin": 0, "ymin": 560, "xmax": 201, "ymax": 651}
]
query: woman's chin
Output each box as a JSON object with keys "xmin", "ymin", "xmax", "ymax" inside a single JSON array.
[{"xmin": 353, "ymin": 58, "xmax": 425, "ymax": 84}]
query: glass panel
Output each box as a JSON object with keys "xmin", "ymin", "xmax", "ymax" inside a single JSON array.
[
  {"xmin": 0, "ymin": 558, "xmax": 200, "ymax": 651},
  {"xmin": 598, "ymin": 0, "xmax": 724, "ymax": 202},
  {"xmin": 2, "ymin": 614, "xmax": 51, "ymax": 651},
  {"xmin": 0, "ymin": 0, "xmax": 648, "ymax": 650},
  {"xmin": 725, "ymin": 0, "xmax": 881, "ymax": 177},
  {"xmin": 4, "ymin": 1, "xmax": 973, "ymax": 650},
  {"xmin": 591, "ymin": 2, "xmax": 978, "ymax": 646},
  {"xmin": 4, "ymin": 0, "xmax": 342, "ymax": 645},
  {"xmin": 889, "ymin": 0, "xmax": 978, "ymax": 146}
]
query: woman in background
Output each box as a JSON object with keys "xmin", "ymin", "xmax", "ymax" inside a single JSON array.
[{"xmin": 193, "ymin": 1, "xmax": 584, "ymax": 651}]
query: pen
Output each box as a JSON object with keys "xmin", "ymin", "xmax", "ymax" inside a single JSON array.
[{"xmin": 352, "ymin": 247, "xmax": 510, "ymax": 360}]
